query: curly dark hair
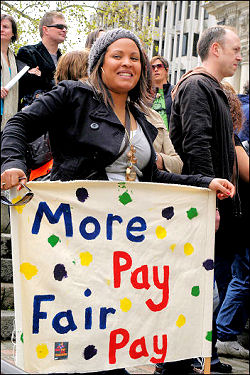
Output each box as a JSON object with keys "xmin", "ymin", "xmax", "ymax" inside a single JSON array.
[{"xmin": 222, "ymin": 81, "xmax": 243, "ymax": 133}]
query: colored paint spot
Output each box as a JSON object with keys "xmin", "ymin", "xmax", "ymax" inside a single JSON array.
[
  {"xmin": 120, "ymin": 298, "xmax": 132, "ymax": 312},
  {"xmin": 191, "ymin": 286, "xmax": 200, "ymax": 297},
  {"xmin": 76, "ymin": 188, "xmax": 89, "ymax": 202},
  {"xmin": 36, "ymin": 344, "xmax": 49, "ymax": 359},
  {"xmin": 186, "ymin": 207, "xmax": 198, "ymax": 220},
  {"xmin": 84, "ymin": 288, "xmax": 91, "ymax": 297},
  {"xmin": 119, "ymin": 191, "xmax": 132, "ymax": 205},
  {"xmin": 48, "ymin": 234, "xmax": 60, "ymax": 247},
  {"xmin": 162, "ymin": 206, "xmax": 174, "ymax": 220},
  {"xmin": 83, "ymin": 345, "xmax": 97, "ymax": 360},
  {"xmin": 176, "ymin": 314, "xmax": 186, "ymax": 328},
  {"xmin": 118, "ymin": 182, "xmax": 126, "ymax": 189},
  {"xmin": 170, "ymin": 244, "xmax": 176, "ymax": 252},
  {"xmin": 106, "ymin": 279, "xmax": 111, "ymax": 286},
  {"xmin": 53, "ymin": 264, "xmax": 68, "ymax": 281},
  {"xmin": 156, "ymin": 226, "xmax": 167, "ymax": 239},
  {"xmin": 72, "ymin": 260, "xmax": 76, "ymax": 265},
  {"xmin": 12, "ymin": 196, "xmax": 25, "ymax": 213},
  {"xmin": 79, "ymin": 251, "xmax": 93, "ymax": 266},
  {"xmin": 206, "ymin": 331, "xmax": 212, "ymax": 342},
  {"xmin": 20, "ymin": 333, "xmax": 24, "ymax": 343},
  {"xmin": 184, "ymin": 242, "xmax": 194, "ymax": 256},
  {"xmin": 203, "ymin": 259, "xmax": 214, "ymax": 271},
  {"xmin": 20, "ymin": 262, "xmax": 38, "ymax": 280}
]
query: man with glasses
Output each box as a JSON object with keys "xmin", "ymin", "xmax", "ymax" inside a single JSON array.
[
  {"xmin": 150, "ymin": 56, "xmax": 173, "ymax": 131},
  {"xmin": 17, "ymin": 11, "xmax": 67, "ymax": 106}
]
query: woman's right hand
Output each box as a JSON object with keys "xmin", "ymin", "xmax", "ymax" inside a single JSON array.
[
  {"xmin": 1, "ymin": 169, "xmax": 27, "ymax": 191},
  {"xmin": 1, "ymin": 87, "xmax": 9, "ymax": 99}
]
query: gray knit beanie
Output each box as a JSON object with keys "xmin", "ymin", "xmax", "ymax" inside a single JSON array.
[{"xmin": 88, "ymin": 28, "xmax": 143, "ymax": 75}]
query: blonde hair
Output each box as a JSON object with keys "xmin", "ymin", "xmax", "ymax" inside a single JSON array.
[{"xmin": 54, "ymin": 49, "xmax": 89, "ymax": 84}]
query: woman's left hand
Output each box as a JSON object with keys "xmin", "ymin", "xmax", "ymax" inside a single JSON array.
[{"xmin": 209, "ymin": 178, "xmax": 235, "ymax": 199}]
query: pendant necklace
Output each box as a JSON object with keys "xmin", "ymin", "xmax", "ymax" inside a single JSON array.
[{"xmin": 124, "ymin": 106, "xmax": 137, "ymax": 181}]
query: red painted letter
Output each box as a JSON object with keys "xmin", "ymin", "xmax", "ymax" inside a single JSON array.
[
  {"xmin": 131, "ymin": 265, "xmax": 150, "ymax": 290},
  {"xmin": 109, "ymin": 328, "xmax": 130, "ymax": 364},
  {"xmin": 113, "ymin": 251, "xmax": 132, "ymax": 288},
  {"xmin": 129, "ymin": 336, "xmax": 149, "ymax": 359},
  {"xmin": 150, "ymin": 334, "xmax": 168, "ymax": 363},
  {"xmin": 146, "ymin": 266, "xmax": 169, "ymax": 312}
]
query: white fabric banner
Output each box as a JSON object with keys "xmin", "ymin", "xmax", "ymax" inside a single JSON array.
[{"xmin": 10, "ymin": 180, "xmax": 216, "ymax": 374}]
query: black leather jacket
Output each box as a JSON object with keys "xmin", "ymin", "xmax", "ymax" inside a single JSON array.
[{"xmin": 1, "ymin": 80, "xmax": 212, "ymax": 188}]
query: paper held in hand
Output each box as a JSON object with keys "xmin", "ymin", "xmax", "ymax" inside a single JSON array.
[{"xmin": 5, "ymin": 65, "xmax": 30, "ymax": 90}]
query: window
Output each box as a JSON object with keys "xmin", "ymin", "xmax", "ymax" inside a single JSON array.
[
  {"xmin": 170, "ymin": 37, "xmax": 174, "ymax": 61},
  {"xmin": 153, "ymin": 40, "xmax": 159, "ymax": 56},
  {"xmin": 155, "ymin": 5, "xmax": 161, "ymax": 27},
  {"xmin": 179, "ymin": 1, "xmax": 183, "ymax": 21},
  {"xmin": 192, "ymin": 33, "xmax": 199, "ymax": 56},
  {"xmin": 162, "ymin": 39, "xmax": 165, "ymax": 55},
  {"xmin": 180, "ymin": 69, "xmax": 186, "ymax": 77},
  {"xmin": 176, "ymin": 34, "xmax": 180, "ymax": 57},
  {"xmin": 204, "ymin": 8, "xmax": 209, "ymax": 20},
  {"xmin": 173, "ymin": 2, "xmax": 177, "ymax": 26},
  {"xmin": 174, "ymin": 70, "xmax": 177, "ymax": 84},
  {"xmin": 164, "ymin": 8, "xmax": 167, "ymax": 27},
  {"xmin": 148, "ymin": 4, "xmax": 152, "ymax": 26},
  {"xmin": 186, "ymin": 1, "xmax": 191, "ymax": 19},
  {"xmin": 182, "ymin": 33, "xmax": 188, "ymax": 56},
  {"xmin": 195, "ymin": 1, "xmax": 200, "ymax": 20}
]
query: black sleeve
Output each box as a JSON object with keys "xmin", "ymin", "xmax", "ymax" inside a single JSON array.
[
  {"xmin": 152, "ymin": 163, "xmax": 213, "ymax": 188},
  {"xmin": 1, "ymin": 82, "xmax": 70, "ymax": 175}
]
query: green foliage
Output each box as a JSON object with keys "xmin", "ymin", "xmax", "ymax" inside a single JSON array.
[{"xmin": 1, "ymin": 1, "xmax": 155, "ymax": 53}]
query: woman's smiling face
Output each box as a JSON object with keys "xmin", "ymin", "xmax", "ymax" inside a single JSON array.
[{"xmin": 101, "ymin": 38, "xmax": 141, "ymax": 95}]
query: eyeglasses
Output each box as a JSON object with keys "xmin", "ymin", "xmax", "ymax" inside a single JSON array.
[
  {"xmin": 1, "ymin": 183, "xmax": 34, "ymax": 206},
  {"xmin": 46, "ymin": 24, "xmax": 68, "ymax": 31},
  {"xmin": 151, "ymin": 63, "xmax": 165, "ymax": 71}
]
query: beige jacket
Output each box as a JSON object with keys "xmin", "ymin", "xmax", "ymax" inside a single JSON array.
[{"xmin": 144, "ymin": 106, "xmax": 183, "ymax": 174}]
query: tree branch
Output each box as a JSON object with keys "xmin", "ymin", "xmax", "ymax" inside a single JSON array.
[{"xmin": 1, "ymin": 1, "xmax": 37, "ymax": 23}]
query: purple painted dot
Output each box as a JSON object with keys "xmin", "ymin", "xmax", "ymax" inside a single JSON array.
[
  {"xmin": 76, "ymin": 188, "xmax": 89, "ymax": 203},
  {"xmin": 84, "ymin": 288, "xmax": 91, "ymax": 297},
  {"xmin": 83, "ymin": 345, "xmax": 97, "ymax": 360},
  {"xmin": 203, "ymin": 259, "xmax": 214, "ymax": 271},
  {"xmin": 162, "ymin": 206, "xmax": 174, "ymax": 220},
  {"xmin": 53, "ymin": 264, "xmax": 68, "ymax": 281}
]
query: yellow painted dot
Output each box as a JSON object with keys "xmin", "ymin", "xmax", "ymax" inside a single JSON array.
[
  {"xmin": 106, "ymin": 279, "xmax": 111, "ymax": 286},
  {"xmin": 176, "ymin": 314, "xmax": 186, "ymax": 328},
  {"xmin": 36, "ymin": 344, "xmax": 49, "ymax": 359},
  {"xmin": 66, "ymin": 239, "xmax": 69, "ymax": 246},
  {"xmin": 184, "ymin": 242, "xmax": 194, "ymax": 256},
  {"xmin": 170, "ymin": 244, "xmax": 176, "ymax": 252},
  {"xmin": 79, "ymin": 251, "xmax": 93, "ymax": 266},
  {"xmin": 20, "ymin": 263, "xmax": 38, "ymax": 280},
  {"xmin": 120, "ymin": 297, "xmax": 132, "ymax": 312},
  {"xmin": 156, "ymin": 226, "xmax": 167, "ymax": 239},
  {"xmin": 12, "ymin": 196, "xmax": 25, "ymax": 213}
]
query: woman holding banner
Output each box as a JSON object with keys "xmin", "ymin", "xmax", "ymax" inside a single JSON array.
[{"xmin": 1, "ymin": 28, "xmax": 235, "ymax": 202}]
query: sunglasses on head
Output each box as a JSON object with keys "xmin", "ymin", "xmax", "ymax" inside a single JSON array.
[
  {"xmin": 46, "ymin": 24, "xmax": 68, "ymax": 30},
  {"xmin": 1, "ymin": 183, "xmax": 34, "ymax": 206},
  {"xmin": 151, "ymin": 63, "xmax": 165, "ymax": 71}
]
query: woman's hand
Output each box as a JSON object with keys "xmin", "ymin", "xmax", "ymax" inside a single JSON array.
[
  {"xmin": 1, "ymin": 87, "xmax": 9, "ymax": 99},
  {"xmin": 1, "ymin": 169, "xmax": 27, "ymax": 191},
  {"xmin": 209, "ymin": 178, "xmax": 235, "ymax": 199},
  {"xmin": 28, "ymin": 66, "xmax": 41, "ymax": 77}
]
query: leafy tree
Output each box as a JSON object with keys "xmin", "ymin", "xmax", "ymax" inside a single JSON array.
[{"xmin": 1, "ymin": 1, "xmax": 155, "ymax": 54}]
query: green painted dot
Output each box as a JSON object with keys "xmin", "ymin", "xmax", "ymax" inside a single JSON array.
[
  {"xmin": 20, "ymin": 332, "xmax": 24, "ymax": 343},
  {"xmin": 118, "ymin": 182, "xmax": 126, "ymax": 189},
  {"xmin": 186, "ymin": 207, "xmax": 198, "ymax": 220},
  {"xmin": 72, "ymin": 260, "xmax": 76, "ymax": 265},
  {"xmin": 119, "ymin": 191, "xmax": 132, "ymax": 205},
  {"xmin": 48, "ymin": 234, "xmax": 60, "ymax": 247},
  {"xmin": 191, "ymin": 286, "xmax": 200, "ymax": 297},
  {"xmin": 205, "ymin": 330, "xmax": 212, "ymax": 342}
]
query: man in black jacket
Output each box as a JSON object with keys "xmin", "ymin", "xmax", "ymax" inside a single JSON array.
[
  {"xmin": 165, "ymin": 26, "xmax": 242, "ymax": 374},
  {"xmin": 17, "ymin": 10, "xmax": 67, "ymax": 106},
  {"xmin": 150, "ymin": 56, "xmax": 173, "ymax": 130}
]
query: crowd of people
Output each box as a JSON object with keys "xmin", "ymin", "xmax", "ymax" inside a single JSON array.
[{"xmin": 1, "ymin": 10, "xmax": 249, "ymax": 375}]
